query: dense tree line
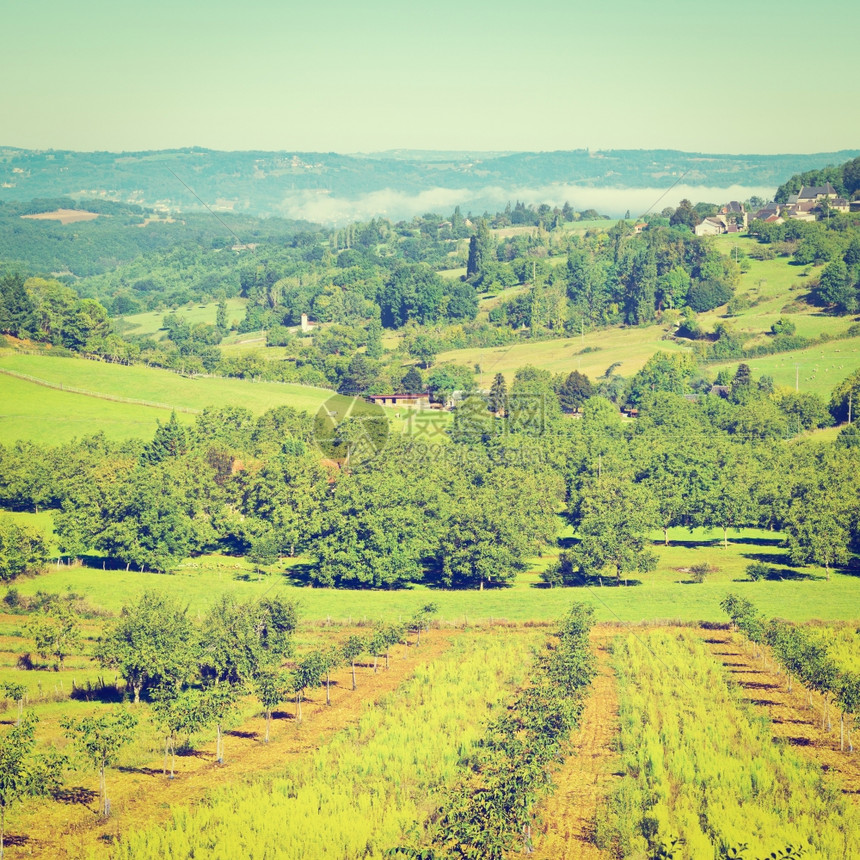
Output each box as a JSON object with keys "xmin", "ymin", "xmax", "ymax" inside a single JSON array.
[
  {"xmin": 774, "ymin": 154, "xmax": 860, "ymax": 203},
  {"xmin": 1, "ymin": 356, "xmax": 858, "ymax": 589},
  {"xmin": 486, "ymin": 218, "xmax": 739, "ymax": 332}
]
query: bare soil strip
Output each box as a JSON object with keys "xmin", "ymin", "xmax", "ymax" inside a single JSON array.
[
  {"xmin": 10, "ymin": 630, "xmax": 457, "ymax": 859},
  {"xmin": 21, "ymin": 209, "xmax": 101, "ymax": 224},
  {"xmin": 530, "ymin": 625, "xmax": 621, "ymax": 860},
  {"xmin": 701, "ymin": 628, "xmax": 860, "ymax": 804}
]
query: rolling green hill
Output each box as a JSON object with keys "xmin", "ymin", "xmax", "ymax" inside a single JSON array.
[
  {"xmin": 437, "ymin": 231, "xmax": 860, "ymax": 398},
  {"xmin": 0, "ymin": 352, "xmax": 334, "ymax": 443}
]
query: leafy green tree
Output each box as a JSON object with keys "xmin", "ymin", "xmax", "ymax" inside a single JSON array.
[
  {"xmin": 784, "ymin": 487, "xmax": 851, "ymax": 580},
  {"xmin": 254, "ymin": 666, "xmax": 289, "ymax": 743},
  {"xmin": 466, "ymin": 219, "xmax": 494, "ymax": 279},
  {"xmin": 0, "ymin": 273, "xmax": 35, "ymax": 336},
  {"xmin": 829, "ymin": 367, "xmax": 860, "ymax": 423},
  {"xmin": 401, "ymin": 366, "xmax": 424, "ymax": 393},
  {"xmin": 338, "ymin": 353, "xmax": 380, "ymax": 394},
  {"xmin": 557, "ymin": 370, "xmax": 593, "ymax": 413},
  {"xmin": 62, "ymin": 710, "xmax": 137, "ymax": 816},
  {"xmin": 150, "ymin": 686, "xmax": 211, "ymax": 778},
  {"xmin": 0, "ymin": 714, "xmax": 64, "ymax": 859},
  {"xmin": 836, "ymin": 672, "xmax": 860, "ymax": 752},
  {"xmin": 310, "ymin": 465, "xmax": 440, "ymax": 588},
  {"xmin": 319, "ymin": 645, "xmax": 341, "ymax": 705},
  {"xmin": 777, "ymin": 392, "xmax": 832, "ymax": 432},
  {"xmin": 290, "ymin": 651, "xmax": 326, "ymax": 723},
  {"xmin": 669, "ymin": 199, "xmax": 699, "ymax": 231},
  {"xmin": 696, "ymin": 444, "xmax": 759, "ymax": 548},
  {"xmin": 95, "ymin": 592, "xmax": 196, "ymax": 703},
  {"xmin": 215, "ymin": 299, "xmax": 228, "ymax": 335},
  {"xmin": 410, "ymin": 603, "xmax": 438, "ymax": 647},
  {"xmin": 240, "ymin": 451, "xmax": 327, "ymax": 558},
  {"xmin": 816, "ymin": 260, "xmax": 855, "ymax": 312},
  {"xmin": 0, "ymin": 684, "xmax": 26, "ymax": 726},
  {"xmin": 427, "ymin": 364, "xmax": 474, "ymax": 404},
  {"xmin": 627, "ymin": 353, "xmax": 696, "ymax": 406},
  {"xmin": 342, "ymin": 635, "xmax": 366, "ymax": 691},
  {"xmin": 29, "ymin": 600, "xmax": 81, "ymax": 670},
  {"xmin": 198, "ymin": 594, "xmax": 296, "ymax": 685},
  {"xmin": 573, "ymin": 476, "xmax": 658, "ymax": 586},
  {"xmin": 67, "ymin": 457, "xmax": 223, "ymax": 573},
  {"xmin": 0, "ymin": 516, "xmax": 48, "ymax": 581},
  {"xmin": 730, "ymin": 363, "xmax": 753, "ymax": 401},
  {"xmin": 408, "ymin": 333, "xmax": 438, "ymax": 369},
  {"xmin": 365, "ymin": 318, "xmax": 384, "ymax": 359}
]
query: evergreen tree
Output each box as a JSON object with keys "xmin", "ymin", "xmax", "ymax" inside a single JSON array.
[
  {"xmin": 142, "ymin": 412, "xmax": 188, "ymax": 464},
  {"xmin": 488, "ymin": 373, "xmax": 508, "ymax": 415},
  {"xmin": 215, "ymin": 299, "xmax": 228, "ymax": 335},
  {"xmin": 466, "ymin": 219, "xmax": 494, "ymax": 278},
  {"xmin": 365, "ymin": 318, "xmax": 384, "ymax": 359},
  {"xmin": 401, "ymin": 366, "xmax": 424, "ymax": 393},
  {"xmin": 0, "ymin": 274, "xmax": 34, "ymax": 336}
]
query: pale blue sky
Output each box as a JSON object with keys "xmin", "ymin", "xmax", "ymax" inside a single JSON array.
[{"xmin": 4, "ymin": 0, "xmax": 858, "ymax": 153}]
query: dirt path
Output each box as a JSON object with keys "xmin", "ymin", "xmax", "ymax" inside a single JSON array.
[
  {"xmin": 10, "ymin": 630, "xmax": 457, "ymax": 859},
  {"xmin": 530, "ymin": 626, "xmax": 621, "ymax": 860},
  {"xmin": 701, "ymin": 628, "xmax": 860, "ymax": 804}
]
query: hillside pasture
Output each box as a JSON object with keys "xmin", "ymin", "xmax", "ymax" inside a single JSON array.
[
  {"xmin": 0, "ymin": 371, "xmax": 188, "ymax": 444},
  {"xmin": 0, "ymin": 352, "xmax": 334, "ymax": 434},
  {"xmin": 710, "ymin": 338, "xmax": 860, "ymax": 398},
  {"xmin": 437, "ymin": 323, "xmax": 691, "ymax": 383},
  {"xmin": 119, "ymin": 297, "xmax": 247, "ymax": 338}
]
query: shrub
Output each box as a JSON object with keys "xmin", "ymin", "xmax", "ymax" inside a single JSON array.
[
  {"xmin": 771, "ymin": 317, "xmax": 796, "ymax": 336},
  {"xmin": 690, "ymin": 562, "xmax": 717, "ymax": 584},
  {"xmin": 746, "ymin": 561, "xmax": 770, "ymax": 581}
]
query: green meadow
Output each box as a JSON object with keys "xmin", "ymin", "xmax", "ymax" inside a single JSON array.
[
  {"xmin": 711, "ymin": 338, "xmax": 860, "ymax": 396},
  {"xmin": 119, "ymin": 297, "xmax": 248, "ymax": 338},
  {"xmin": 8, "ymin": 513, "xmax": 858, "ymax": 625},
  {"xmin": 0, "ymin": 352, "xmax": 335, "ymax": 443},
  {"xmin": 437, "ymin": 323, "xmax": 692, "ymax": 383},
  {"xmin": 0, "ymin": 371, "xmax": 185, "ymax": 443}
]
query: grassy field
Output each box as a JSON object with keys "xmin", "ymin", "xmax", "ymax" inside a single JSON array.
[
  {"xmin": 603, "ymin": 629, "xmax": 860, "ymax": 858},
  {"xmin": 0, "ymin": 352, "xmax": 335, "ymax": 443},
  {"xmin": 438, "ymin": 322, "xmax": 691, "ymax": 383},
  {"xmin": 7, "ymin": 517, "xmax": 859, "ymax": 624},
  {"xmin": 710, "ymin": 338, "xmax": 860, "ymax": 397},
  {"xmin": 0, "ymin": 371, "xmax": 189, "ymax": 444},
  {"xmin": 119, "ymin": 298, "xmax": 248, "ymax": 338}
]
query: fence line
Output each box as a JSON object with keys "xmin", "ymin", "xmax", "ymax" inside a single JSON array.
[{"xmin": 0, "ymin": 368, "xmax": 200, "ymax": 414}]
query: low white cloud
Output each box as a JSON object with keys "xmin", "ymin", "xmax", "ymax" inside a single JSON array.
[{"xmin": 280, "ymin": 183, "xmax": 776, "ymax": 225}]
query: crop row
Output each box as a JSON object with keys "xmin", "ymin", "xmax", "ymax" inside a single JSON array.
[
  {"xmin": 722, "ymin": 595, "xmax": 859, "ymax": 751},
  {"xmin": 390, "ymin": 602, "xmax": 597, "ymax": 860},
  {"xmin": 598, "ymin": 629, "xmax": 859, "ymax": 859},
  {"xmin": 111, "ymin": 628, "xmax": 539, "ymax": 859}
]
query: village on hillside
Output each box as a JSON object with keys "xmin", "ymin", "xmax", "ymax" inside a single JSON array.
[{"xmin": 695, "ymin": 183, "xmax": 856, "ymax": 236}]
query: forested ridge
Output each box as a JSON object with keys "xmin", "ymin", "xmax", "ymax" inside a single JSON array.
[{"xmin": 2, "ymin": 147, "xmax": 858, "ymax": 215}]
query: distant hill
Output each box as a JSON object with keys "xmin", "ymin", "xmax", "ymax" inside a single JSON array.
[
  {"xmin": 0, "ymin": 196, "xmax": 315, "ymax": 278},
  {"xmin": 2, "ymin": 147, "xmax": 858, "ymax": 221}
]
